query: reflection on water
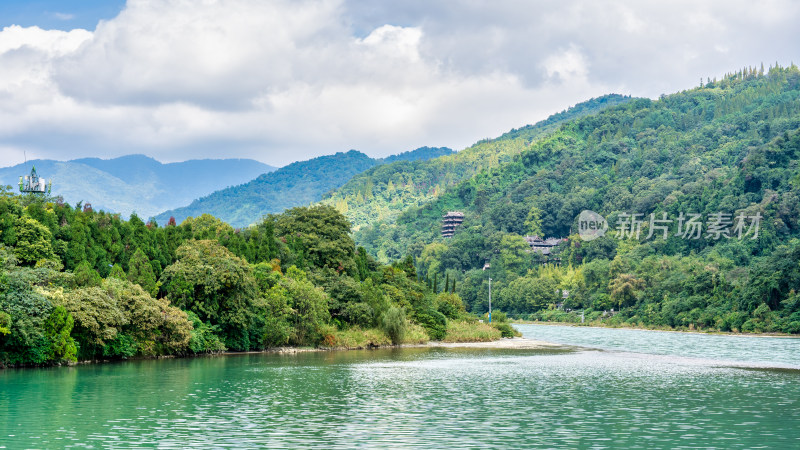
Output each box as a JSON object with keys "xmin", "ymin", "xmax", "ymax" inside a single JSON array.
[{"xmin": 1, "ymin": 328, "xmax": 799, "ymax": 448}]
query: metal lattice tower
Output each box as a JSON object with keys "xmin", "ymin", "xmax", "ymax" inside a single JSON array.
[{"xmin": 19, "ymin": 166, "xmax": 51, "ymax": 195}]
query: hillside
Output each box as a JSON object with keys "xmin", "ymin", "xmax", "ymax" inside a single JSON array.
[
  {"xmin": 155, "ymin": 147, "xmax": 453, "ymax": 228},
  {"xmin": 0, "ymin": 155, "xmax": 274, "ymax": 219},
  {"xmin": 356, "ymin": 65, "xmax": 800, "ymax": 333},
  {"xmin": 383, "ymin": 146, "xmax": 455, "ymax": 163},
  {"xmin": 322, "ymin": 94, "xmax": 632, "ymax": 232}
]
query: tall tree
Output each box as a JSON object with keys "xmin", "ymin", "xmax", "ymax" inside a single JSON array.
[
  {"xmin": 272, "ymin": 205, "xmax": 356, "ymax": 274},
  {"xmin": 13, "ymin": 216, "xmax": 55, "ymax": 265},
  {"xmin": 128, "ymin": 248, "xmax": 158, "ymax": 297}
]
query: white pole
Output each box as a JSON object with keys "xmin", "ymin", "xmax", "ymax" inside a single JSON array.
[{"xmin": 488, "ymin": 277, "xmax": 492, "ymax": 323}]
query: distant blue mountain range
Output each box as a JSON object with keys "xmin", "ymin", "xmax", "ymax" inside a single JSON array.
[
  {"xmin": 0, "ymin": 155, "xmax": 275, "ymax": 219},
  {"xmin": 155, "ymin": 147, "xmax": 454, "ymax": 228}
]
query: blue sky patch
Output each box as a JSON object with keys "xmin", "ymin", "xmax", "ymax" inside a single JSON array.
[{"xmin": 0, "ymin": 0, "xmax": 125, "ymax": 31}]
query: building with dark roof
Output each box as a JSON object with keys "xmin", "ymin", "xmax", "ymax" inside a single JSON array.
[
  {"xmin": 442, "ymin": 211, "xmax": 464, "ymax": 238},
  {"xmin": 524, "ymin": 235, "xmax": 564, "ymax": 255}
]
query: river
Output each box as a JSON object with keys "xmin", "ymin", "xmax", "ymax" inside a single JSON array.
[{"xmin": 1, "ymin": 324, "xmax": 798, "ymax": 448}]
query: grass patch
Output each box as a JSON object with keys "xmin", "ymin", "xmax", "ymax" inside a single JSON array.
[
  {"xmin": 443, "ymin": 320, "xmax": 502, "ymax": 342},
  {"xmin": 401, "ymin": 322, "xmax": 430, "ymax": 344},
  {"xmin": 320, "ymin": 326, "xmax": 391, "ymax": 349}
]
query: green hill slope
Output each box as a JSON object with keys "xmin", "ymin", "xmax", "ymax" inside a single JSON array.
[
  {"xmin": 355, "ymin": 65, "xmax": 800, "ymax": 333},
  {"xmin": 322, "ymin": 94, "xmax": 632, "ymax": 232}
]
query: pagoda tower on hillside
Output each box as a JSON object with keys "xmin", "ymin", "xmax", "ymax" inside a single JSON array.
[{"xmin": 442, "ymin": 211, "xmax": 464, "ymax": 238}]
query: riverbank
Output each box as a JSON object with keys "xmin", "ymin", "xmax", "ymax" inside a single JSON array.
[
  {"xmin": 265, "ymin": 336, "xmax": 562, "ymax": 353},
  {"xmin": 0, "ymin": 336, "xmax": 561, "ymax": 369},
  {"xmin": 119, "ymin": 336, "xmax": 563, "ymax": 359},
  {"xmin": 516, "ymin": 320, "xmax": 800, "ymax": 338}
]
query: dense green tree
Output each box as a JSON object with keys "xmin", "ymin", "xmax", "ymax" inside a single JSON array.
[
  {"xmin": 14, "ymin": 216, "xmax": 55, "ymax": 265},
  {"xmin": 43, "ymin": 305, "xmax": 77, "ymax": 363},
  {"xmin": 609, "ymin": 274, "xmax": 645, "ymax": 309},
  {"xmin": 499, "ymin": 275, "xmax": 559, "ymax": 313},
  {"xmin": 103, "ymin": 278, "xmax": 191, "ymax": 355},
  {"xmin": 73, "ymin": 261, "xmax": 102, "ymax": 287},
  {"xmin": 160, "ymin": 240, "xmax": 259, "ymax": 351},
  {"xmin": 260, "ymin": 281, "xmax": 294, "ymax": 347},
  {"xmin": 414, "ymin": 309, "xmax": 447, "ymax": 340},
  {"xmin": 497, "ymin": 234, "xmax": 530, "ymax": 274},
  {"xmin": 272, "ymin": 205, "xmax": 357, "ymax": 274},
  {"xmin": 128, "ymin": 248, "xmax": 158, "ymax": 296},
  {"xmin": 280, "ymin": 267, "xmax": 330, "ymax": 345},
  {"xmin": 50, "ymin": 284, "xmax": 126, "ymax": 359},
  {"xmin": 0, "ymin": 262, "xmax": 63, "ymax": 365},
  {"xmin": 435, "ymin": 292, "xmax": 466, "ymax": 319},
  {"xmin": 185, "ymin": 310, "xmax": 227, "ymax": 353},
  {"xmin": 108, "ymin": 264, "xmax": 126, "ymax": 280},
  {"xmin": 524, "ymin": 205, "xmax": 543, "ymax": 236}
]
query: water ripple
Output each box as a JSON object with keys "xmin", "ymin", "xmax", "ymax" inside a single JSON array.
[{"xmin": 1, "ymin": 336, "xmax": 799, "ymax": 448}]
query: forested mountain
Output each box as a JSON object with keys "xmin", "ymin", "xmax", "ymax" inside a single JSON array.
[
  {"xmin": 355, "ymin": 65, "xmax": 800, "ymax": 334},
  {"xmin": 156, "ymin": 147, "xmax": 453, "ymax": 228},
  {"xmin": 0, "ymin": 155, "xmax": 274, "ymax": 219},
  {"xmin": 322, "ymin": 94, "xmax": 632, "ymax": 233}
]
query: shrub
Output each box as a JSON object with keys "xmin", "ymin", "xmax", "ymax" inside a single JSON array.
[
  {"xmin": 382, "ymin": 307, "xmax": 407, "ymax": 344},
  {"xmin": 186, "ymin": 311, "xmax": 226, "ymax": 353},
  {"xmin": 785, "ymin": 321, "xmax": 800, "ymax": 334},
  {"xmin": 491, "ymin": 321, "xmax": 520, "ymax": 338},
  {"xmin": 415, "ymin": 309, "xmax": 447, "ymax": 340},
  {"xmin": 103, "ymin": 333, "xmax": 138, "ymax": 358},
  {"xmin": 719, "ymin": 311, "xmax": 748, "ymax": 332}
]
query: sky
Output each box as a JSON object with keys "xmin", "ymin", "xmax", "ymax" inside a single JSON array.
[{"xmin": 0, "ymin": 0, "xmax": 798, "ymax": 167}]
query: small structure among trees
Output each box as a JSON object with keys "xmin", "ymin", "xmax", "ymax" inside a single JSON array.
[
  {"xmin": 524, "ymin": 235, "xmax": 563, "ymax": 255},
  {"xmin": 441, "ymin": 211, "xmax": 464, "ymax": 238}
]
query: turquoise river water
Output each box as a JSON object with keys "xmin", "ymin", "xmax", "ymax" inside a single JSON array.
[{"xmin": 1, "ymin": 324, "xmax": 799, "ymax": 448}]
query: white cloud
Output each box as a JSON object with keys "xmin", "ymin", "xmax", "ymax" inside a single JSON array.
[
  {"xmin": 0, "ymin": 25, "xmax": 90, "ymax": 55},
  {"xmin": 0, "ymin": 0, "xmax": 799, "ymax": 166},
  {"xmin": 542, "ymin": 45, "xmax": 589, "ymax": 84},
  {"xmin": 53, "ymin": 13, "xmax": 76, "ymax": 21}
]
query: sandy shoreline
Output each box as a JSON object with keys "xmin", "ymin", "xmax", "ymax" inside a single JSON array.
[
  {"xmin": 231, "ymin": 337, "xmax": 564, "ymax": 355},
  {"xmin": 427, "ymin": 337, "xmax": 563, "ymax": 349}
]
